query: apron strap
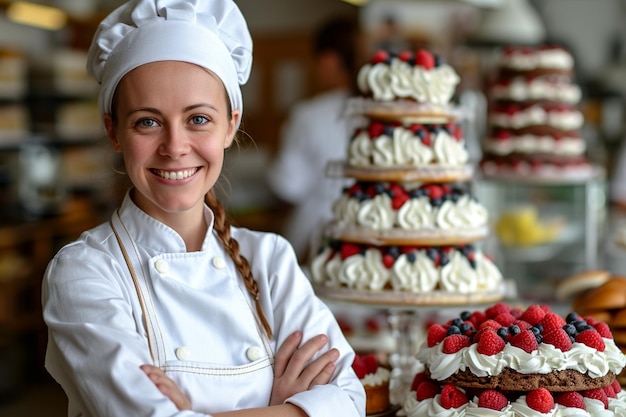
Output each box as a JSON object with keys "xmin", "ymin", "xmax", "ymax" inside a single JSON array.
[{"xmin": 111, "ymin": 210, "xmax": 167, "ymax": 367}]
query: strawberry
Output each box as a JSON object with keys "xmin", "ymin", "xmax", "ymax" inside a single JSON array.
[
  {"xmin": 476, "ymin": 328, "xmax": 505, "ymax": 356},
  {"xmin": 486, "ymin": 303, "xmax": 511, "ymax": 319},
  {"xmin": 427, "ymin": 323, "xmax": 448, "ymax": 347},
  {"xmin": 542, "ymin": 328, "xmax": 572, "ymax": 352},
  {"xmin": 477, "ymin": 389, "xmax": 508, "ymax": 411},
  {"xmin": 510, "ymin": 329, "xmax": 539, "ymax": 353},
  {"xmin": 582, "ymin": 388, "xmax": 608, "ymax": 409},
  {"xmin": 415, "ymin": 49, "xmax": 435, "ymax": 70},
  {"xmin": 539, "ymin": 312, "xmax": 566, "ymax": 333},
  {"xmin": 575, "ymin": 329, "xmax": 606, "ymax": 352},
  {"xmin": 416, "ymin": 380, "xmax": 441, "ymax": 401},
  {"xmin": 351, "ymin": 355, "xmax": 367, "ymax": 379},
  {"xmin": 519, "ymin": 305, "xmax": 546, "ymax": 325},
  {"xmin": 594, "ymin": 322, "xmax": 613, "ymax": 339},
  {"xmin": 440, "ymin": 384, "xmax": 468, "ymax": 409},
  {"xmin": 410, "ymin": 372, "xmax": 428, "ymax": 392},
  {"xmin": 365, "ymin": 317, "xmax": 381, "ymax": 333},
  {"xmin": 442, "ymin": 334, "xmax": 471, "ymax": 354},
  {"xmin": 340, "ymin": 243, "xmax": 361, "ymax": 259},
  {"xmin": 555, "ymin": 391, "xmax": 586, "ymax": 409},
  {"xmin": 371, "ymin": 50, "xmax": 389, "ymax": 64},
  {"xmin": 526, "ymin": 388, "xmax": 554, "ymax": 413}
]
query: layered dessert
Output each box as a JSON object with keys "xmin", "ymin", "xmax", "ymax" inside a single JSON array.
[
  {"xmin": 352, "ymin": 353, "xmax": 391, "ymax": 415},
  {"xmin": 402, "ymin": 302, "xmax": 626, "ymax": 416}
]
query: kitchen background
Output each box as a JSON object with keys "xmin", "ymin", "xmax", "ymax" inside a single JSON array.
[{"xmin": 1, "ymin": 0, "xmax": 626, "ymax": 415}]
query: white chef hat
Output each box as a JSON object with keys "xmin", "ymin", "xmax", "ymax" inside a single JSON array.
[{"xmin": 86, "ymin": 0, "xmax": 252, "ymax": 128}]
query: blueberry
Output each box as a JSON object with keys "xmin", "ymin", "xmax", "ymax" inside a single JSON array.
[
  {"xmin": 460, "ymin": 311, "xmax": 471, "ymax": 321},
  {"xmin": 536, "ymin": 335, "xmax": 543, "ymax": 344},
  {"xmin": 563, "ymin": 323, "xmax": 577, "ymax": 336},
  {"xmin": 426, "ymin": 249, "xmax": 438, "ymax": 261},
  {"xmin": 569, "ymin": 335, "xmax": 575, "ymax": 343},
  {"xmin": 460, "ymin": 323, "xmax": 473, "ymax": 334},
  {"xmin": 383, "ymin": 125, "xmax": 394, "ymax": 136},
  {"xmin": 530, "ymin": 326, "xmax": 541, "ymax": 336},
  {"xmin": 447, "ymin": 326, "xmax": 461, "ymax": 336},
  {"xmin": 407, "ymin": 253, "xmax": 416, "ymax": 263},
  {"xmin": 469, "ymin": 260, "xmax": 477, "ymax": 269},
  {"xmin": 416, "ymin": 129, "xmax": 425, "ymax": 139},
  {"xmin": 434, "ymin": 55, "xmax": 444, "ymax": 67},
  {"xmin": 430, "ymin": 126, "xmax": 441, "ymax": 135},
  {"xmin": 452, "ymin": 318, "xmax": 464, "ymax": 327},
  {"xmin": 409, "ymin": 189, "xmax": 426, "ymax": 198},
  {"xmin": 535, "ymin": 324, "xmax": 543, "ymax": 333},
  {"xmin": 439, "ymin": 252, "xmax": 450, "ymax": 266},
  {"xmin": 388, "ymin": 246, "xmax": 400, "ymax": 258},
  {"xmin": 374, "ymin": 182, "xmax": 386, "ymax": 194},
  {"xmin": 497, "ymin": 327, "xmax": 509, "ymax": 340},
  {"xmin": 574, "ymin": 320, "xmax": 590, "ymax": 332},
  {"xmin": 354, "ymin": 190, "xmax": 367, "ymax": 201},
  {"xmin": 431, "ymin": 198, "xmax": 443, "ymax": 207},
  {"xmin": 566, "ymin": 312, "xmax": 579, "ymax": 323},
  {"xmin": 509, "ymin": 324, "xmax": 521, "ymax": 336}
]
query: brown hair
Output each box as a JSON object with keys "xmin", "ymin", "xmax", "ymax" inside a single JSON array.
[{"xmin": 205, "ymin": 190, "xmax": 273, "ymax": 339}]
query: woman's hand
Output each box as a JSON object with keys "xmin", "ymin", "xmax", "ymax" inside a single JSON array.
[
  {"xmin": 269, "ymin": 331, "xmax": 339, "ymax": 406},
  {"xmin": 140, "ymin": 365, "xmax": 192, "ymax": 411}
]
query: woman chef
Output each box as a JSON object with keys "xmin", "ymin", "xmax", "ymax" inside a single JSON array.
[{"xmin": 41, "ymin": 0, "xmax": 365, "ymax": 416}]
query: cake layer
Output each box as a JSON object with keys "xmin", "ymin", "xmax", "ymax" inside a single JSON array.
[
  {"xmin": 497, "ymin": 45, "xmax": 575, "ymax": 74},
  {"xmin": 489, "ymin": 103, "xmax": 584, "ymax": 131},
  {"xmin": 483, "ymin": 129, "xmax": 585, "ymax": 157},
  {"xmin": 310, "ymin": 242, "xmax": 502, "ymax": 293},
  {"xmin": 489, "ymin": 75, "xmax": 581, "ymax": 104}
]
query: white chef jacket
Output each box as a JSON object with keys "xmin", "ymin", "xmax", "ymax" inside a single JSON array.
[
  {"xmin": 267, "ymin": 89, "xmax": 352, "ymax": 261},
  {"xmin": 42, "ymin": 192, "xmax": 365, "ymax": 417}
]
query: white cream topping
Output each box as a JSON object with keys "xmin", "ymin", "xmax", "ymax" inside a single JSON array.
[
  {"xmin": 435, "ymin": 196, "xmax": 488, "ymax": 230},
  {"xmin": 490, "ymin": 78, "xmax": 581, "ymax": 104},
  {"xmin": 357, "ymin": 58, "xmax": 460, "ymax": 104},
  {"xmin": 355, "ymin": 194, "xmax": 395, "ymax": 230},
  {"xmin": 440, "ymin": 251, "xmax": 479, "ymax": 293},
  {"xmin": 483, "ymin": 135, "xmax": 585, "ymax": 157},
  {"xmin": 361, "ymin": 366, "xmax": 391, "ymax": 387},
  {"xmin": 397, "ymin": 197, "xmax": 436, "ymax": 229},
  {"xmin": 475, "ymin": 252, "xmax": 503, "ymax": 291},
  {"xmin": 391, "ymin": 251, "xmax": 438, "ymax": 292},
  {"xmin": 348, "ymin": 125, "xmax": 466, "ymax": 167},
  {"xmin": 418, "ymin": 337, "xmax": 626, "ymax": 382},
  {"xmin": 489, "ymin": 106, "xmax": 584, "ymax": 131},
  {"xmin": 499, "ymin": 48, "xmax": 574, "ymax": 71},
  {"xmin": 338, "ymin": 250, "xmax": 388, "ymax": 290}
]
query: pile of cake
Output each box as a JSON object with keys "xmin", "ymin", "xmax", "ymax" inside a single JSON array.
[
  {"xmin": 480, "ymin": 45, "xmax": 593, "ymax": 180},
  {"xmin": 309, "ymin": 49, "xmax": 503, "ymax": 302},
  {"xmin": 352, "ymin": 353, "xmax": 391, "ymax": 415},
  {"xmin": 403, "ymin": 302, "xmax": 626, "ymax": 416}
]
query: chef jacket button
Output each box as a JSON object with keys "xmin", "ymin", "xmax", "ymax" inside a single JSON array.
[
  {"xmin": 246, "ymin": 346, "xmax": 263, "ymax": 361},
  {"xmin": 155, "ymin": 259, "xmax": 169, "ymax": 274},
  {"xmin": 212, "ymin": 256, "xmax": 226, "ymax": 270},
  {"xmin": 175, "ymin": 346, "xmax": 191, "ymax": 360}
]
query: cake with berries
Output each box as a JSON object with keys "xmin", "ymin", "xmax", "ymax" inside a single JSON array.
[
  {"xmin": 310, "ymin": 49, "xmax": 503, "ymax": 304},
  {"xmin": 352, "ymin": 353, "xmax": 391, "ymax": 415},
  {"xmin": 402, "ymin": 302, "xmax": 626, "ymax": 416},
  {"xmin": 480, "ymin": 45, "xmax": 594, "ymax": 181}
]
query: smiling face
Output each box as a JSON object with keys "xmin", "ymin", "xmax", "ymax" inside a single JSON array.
[{"xmin": 105, "ymin": 61, "xmax": 239, "ymax": 222}]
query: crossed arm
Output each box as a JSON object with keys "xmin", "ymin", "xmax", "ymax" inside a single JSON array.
[{"xmin": 141, "ymin": 331, "xmax": 340, "ymax": 416}]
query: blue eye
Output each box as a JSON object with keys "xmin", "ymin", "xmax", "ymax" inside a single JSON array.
[
  {"xmin": 190, "ymin": 115, "xmax": 209, "ymax": 125},
  {"xmin": 137, "ymin": 118, "xmax": 158, "ymax": 128}
]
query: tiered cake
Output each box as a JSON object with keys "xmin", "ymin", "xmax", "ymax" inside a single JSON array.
[
  {"xmin": 403, "ymin": 302, "xmax": 626, "ymax": 416},
  {"xmin": 480, "ymin": 45, "xmax": 592, "ymax": 180},
  {"xmin": 309, "ymin": 49, "xmax": 503, "ymax": 304}
]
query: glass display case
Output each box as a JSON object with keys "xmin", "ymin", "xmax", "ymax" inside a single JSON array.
[{"xmin": 475, "ymin": 168, "xmax": 607, "ymax": 301}]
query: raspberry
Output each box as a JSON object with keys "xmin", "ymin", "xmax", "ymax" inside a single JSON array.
[
  {"xmin": 415, "ymin": 49, "xmax": 435, "ymax": 70},
  {"xmin": 555, "ymin": 392, "xmax": 586, "ymax": 409},
  {"xmin": 416, "ymin": 380, "xmax": 441, "ymax": 401},
  {"xmin": 410, "ymin": 372, "xmax": 428, "ymax": 392},
  {"xmin": 526, "ymin": 388, "xmax": 554, "ymax": 413},
  {"xmin": 539, "ymin": 312, "xmax": 566, "ymax": 333},
  {"xmin": 371, "ymin": 50, "xmax": 389, "ymax": 64},
  {"xmin": 612, "ymin": 378, "xmax": 622, "ymax": 395},
  {"xmin": 477, "ymin": 329, "xmax": 505, "ymax": 356},
  {"xmin": 513, "ymin": 320, "xmax": 531, "ymax": 330},
  {"xmin": 604, "ymin": 383, "xmax": 617, "ymax": 399},
  {"xmin": 582, "ymin": 388, "xmax": 608, "ymax": 409},
  {"xmin": 427, "ymin": 324, "xmax": 448, "ymax": 347},
  {"xmin": 351, "ymin": 355, "xmax": 367, "ymax": 378},
  {"xmin": 362, "ymin": 354, "xmax": 378, "ymax": 374},
  {"xmin": 440, "ymin": 384, "xmax": 468, "ymax": 409},
  {"xmin": 520, "ymin": 305, "xmax": 547, "ymax": 325},
  {"xmin": 486, "ymin": 302, "xmax": 511, "ymax": 319},
  {"xmin": 575, "ymin": 329, "xmax": 606, "ymax": 352},
  {"xmin": 478, "ymin": 319, "xmax": 502, "ymax": 331},
  {"xmin": 398, "ymin": 51, "xmax": 413, "ymax": 62},
  {"xmin": 594, "ymin": 322, "xmax": 613, "ymax": 339},
  {"xmin": 542, "ymin": 328, "xmax": 573, "ymax": 352},
  {"xmin": 442, "ymin": 334, "xmax": 471, "ymax": 354},
  {"xmin": 510, "ymin": 329, "xmax": 539, "ymax": 353},
  {"xmin": 340, "ymin": 243, "xmax": 361, "ymax": 259},
  {"xmin": 477, "ymin": 389, "xmax": 508, "ymax": 411},
  {"xmin": 494, "ymin": 312, "xmax": 516, "ymax": 327},
  {"xmin": 390, "ymin": 185, "xmax": 410, "ymax": 209},
  {"xmin": 382, "ymin": 254, "xmax": 395, "ymax": 268},
  {"xmin": 367, "ymin": 121, "xmax": 385, "ymax": 138}
]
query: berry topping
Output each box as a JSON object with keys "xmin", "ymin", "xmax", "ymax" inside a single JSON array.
[
  {"xmin": 612, "ymin": 379, "xmax": 622, "ymax": 395},
  {"xmin": 510, "ymin": 329, "xmax": 539, "ymax": 353},
  {"xmin": 371, "ymin": 50, "xmax": 389, "ymax": 64},
  {"xmin": 494, "ymin": 312, "xmax": 516, "ymax": 327},
  {"xmin": 582, "ymin": 388, "xmax": 609, "ymax": 409},
  {"xmin": 519, "ymin": 304, "xmax": 546, "ymax": 325},
  {"xmin": 594, "ymin": 322, "xmax": 613, "ymax": 339},
  {"xmin": 542, "ymin": 328, "xmax": 572, "ymax": 352},
  {"xmin": 526, "ymin": 388, "xmax": 554, "ymax": 413},
  {"xmin": 476, "ymin": 328, "xmax": 506, "ymax": 356},
  {"xmin": 477, "ymin": 389, "xmax": 508, "ymax": 411},
  {"xmin": 555, "ymin": 392, "xmax": 586, "ymax": 410},
  {"xmin": 398, "ymin": 50, "xmax": 413, "ymax": 63},
  {"xmin": 368, "ymin": 121, "xmax": 385, "ymax": 138},
  {"xmin": 442, "ymin": 334, "xmax": 471, "ymax": 354},
  {"xmin": 415, "ymin": 49, "xmax": 435, "ymax": 70},
  {"xmin": 440, "ymin": 384, "xmax": 468, "ymax": 409},
  {"xmin": 486, "ymin": 302, "xmax": 511, "ymax": 319},
  {"xmin": 351, "ymin": 354, "xmax": 379, "ymax": 379},
  {"xmin": 416, "ymin": 380, "xmax": 441, "ymax": 401},
  {"xmin": 575, "ymin": 329, "xmax": 606, "ymax": 352},
  {"xmin": 539, "ymin": 312, "xmax": 567, "ymax": 333},
  {"xmin": 427, "ymin": 324, "xmax": 448, "ymax": 347},
  {"xmin": 340, "ymin": 243, "xmax": 361, "ymax": 259},
  {"xmin": 410, "ymin": 372, "xmax": 428, "ymax": 392},
  {"xmin": 382, "ymin": 254, "xmax": 395, "ymax": 269}
]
